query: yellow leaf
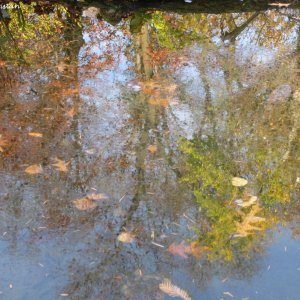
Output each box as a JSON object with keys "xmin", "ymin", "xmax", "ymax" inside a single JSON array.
[
  {"xmin": 159, "ymin": 279, "xmax": 191, "ymax": 300},
  {"xmin": 52, "ymin": 158, "xmax": 69, "ymax": 172},
  {"xmin": 235, "ymin": 204, "xmax": 266, "ymax": 237},
  {"xmin": 232, "ymin": 177, "xmax": 248, "ymax": 187},
  {"xmin": 147, "ymin": 144, "xmax": 157, "ymax": 154},
  {"xmin": 28, "ymin": 132, "xmax": 43, "ymax": 138},
  {"xmin": 117, "ymin": 232, "xmax": 135, "ymax": 243},
  {"xmin": 25, "ymin": 164, "xmax": 43, "ymax": 174}
]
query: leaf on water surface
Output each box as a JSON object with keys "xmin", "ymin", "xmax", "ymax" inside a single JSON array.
[
  {"xmin": 232, "ymin": 177, "xmax": 248, "ymax": 187},
  {"xmin": 73, "ymin": 198, "xmax": 98, "ymax": 211},
  {"xmin": 0, "ymin": 138, "xmax": 8, "ymax": 152},
  {"xmin": 235, "ymin": 204, "xmax": 266, "ymax": 237},
  {"xmin": 159, "ymin": 279, "xmax": 191, "ymax": 300},
  {"xmin": 189, "ymin": 241, "xmax": 209, "ymax": 258},
  {"xmin": 235, "ymin": 196, "xmax": 257, "ymax": 208},
  {"xmin": 52, "ymin": 158, "xmax": 69, "ymax": 172},
  {"xmin": 269, "ymin": 2, "xmax": 291, "ymax": 7},
  {"xmin": 167, "ymin": 241, "xmax": 190, "ymax": 259},
  {"xmin": 24, "ymin": 164, "xmax": 43, "ymax": 174},
  {"xmin": 148, "ymin": 98, "xmax": 171, "ymax": 107},
  {"xmin": 66, "ymin": 107, "xmax": 75, "ymax": 118},
  {"xmin": 117, "ymin": 232, "xmax": 135, "ymax": 243},
  {"xmin": 147, "ymin": 144, "xmax": 157, "ymax": 154},
  {"xmin": 28, "ymin": 132, "xmax": 43, "ymax": 138},
  {"xmin": 73, "ymin": 193, "xmax": 109, "ymax": 211},
  {"xmin": 87, "ymin": 193, "xmax": 109, "ymax": 200}
]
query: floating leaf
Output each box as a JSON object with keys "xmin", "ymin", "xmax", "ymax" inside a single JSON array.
[
  {"xmin": 52, "ymin": 158, "xmax": 69, "ymax": 172},
  {"xmin": 73, "ymin": 198, "xmax": 98, "ymax": 211},
  {"xmin": 73, "ymin": 193, "xmax": 109, "ymax": 211},
  {"xmin": 189, "ymin": 241, "xmax": 209, "ymax": 258},
  {"xmin": 0, "ymin": 138, "xmax": 8, "ymax": 152},
  {"xmin": 235, "ymin": 196, "xmax": 257, "ymax": 208},
  {"xmin": 148, "ymin": 98, "xmax": 170, "ymax": 107},
  {"xmin": 167, "ymin": 241, "xmax": 190, "ymax": 259},
  {"xmin": 159, "ymin": 279, "xmax": 191, "ymax": 300},
  {"xmin": 232, "ymin": 177, "xmax": 248, "ymax": 187},
  {"xmin": 147, "ymin": 144, "xmax": 157, "ymax": 154},
  {"xmin": 235, "ymin": 204, "xmax": 266, "ymax": 237},
  {"xmin": 25, "ymin": 164, "xmax": 43, "ymax": 174},
  {"xmin": 117, "ymin": 232, "xmax": 135, "ymax": 243},
  {"xmin": 66, "ymin": 107, "xmax": 75, "ymax": 118},
  {"xmin": 28, "ymin": 132, "xmax": 43, "ymax": 138}
]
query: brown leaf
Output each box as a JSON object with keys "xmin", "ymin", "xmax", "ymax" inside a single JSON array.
[
  {"xmin": 117, "ymin": 232, "xmax": 135, "ymax": 243},
  {"xmin": 52, "ymin": 158, "xmax": 69, "ymax": 172},
  {"xmin": 73, "ymin": 193, "xmax": 109, "ymax": 211},
  {"xmin": 28, "ymin": 132, "xmax": 43, "ymax": 138},
  {"xmin": 24, "ymin": 164, "xmax": 43, "ymax": 174},
  {"xmin": 148, "ymin": 98, "xmax": 171, "ymax": 107},
  {"xmin": 159, "ymin": 279, "xmax": 191, "ymax": 300},
  {"xmin": 0, "ymin": 137, "xmax": 8, "ymax": 152},
  {"xmin": 167, "ymin": 241, "xmax": 190, "ymax": 259},
  {"xmin": 147, "ymin": 144, "xmax": 157, "ymax": 154},
  {"xmin": 66, "ymin": 107, "xmax": 75, "ymax": 118},
  {"xmin": 73, "ymin": 198, "xmax": 98, "ymax": 211}
]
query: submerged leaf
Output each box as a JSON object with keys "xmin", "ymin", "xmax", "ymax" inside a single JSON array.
[
  {"xmin": 159, "ymin": 279, "xmax": 191, "ymax": 300},
  {"xmin": 25, "ymin": 164, "xmax": 43, "ymax": 174},
  {"xmin": 232, "ymin": 177, "xmax": 248, "ymax": 187},
  {"xmin": 117, "ymin": 232, "xmax": 135, "ymax": 243}
]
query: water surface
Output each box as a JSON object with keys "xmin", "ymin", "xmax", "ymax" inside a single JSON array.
[{"xmin": 1, "ymin": 2, "xmax": 300, "ymax": 299}]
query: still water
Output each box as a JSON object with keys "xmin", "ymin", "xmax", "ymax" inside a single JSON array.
[{"xmin": 1, "ymin": 2, "xmax": 300, "ymax": 299}]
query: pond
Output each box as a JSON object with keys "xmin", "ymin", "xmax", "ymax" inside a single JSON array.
[{"xmin": 1, "ymin": 1, "xmax": 300, "ymax": 299}]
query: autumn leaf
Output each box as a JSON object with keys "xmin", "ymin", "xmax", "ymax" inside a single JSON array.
[
  {"xmin": 232, "ymin": 177, "xmax": 248, "ymax": 187},
  {"xmin": 28, "ymin": 132, "xmax": 43, "ymax": 138},
  {"xmin": 0, "ymin": 137, "xmax": 8, "ymax": 152},
  {"xmin": 52, "ymin": 158, "xmax": 69, "ymax": 172},
  {"xmin": 167, "ymin": 241, "xmax": 190, "ymax": 259},
  {"xmin": 147, "ymin": 144, "xmax": 157, "ymax": 154},
  {"xmin": 63, "ymin": 88, "xmax": 79, "ymax": 96},
  {"xmin": 148, "ymin": 98, "xmax": 171, "ymax": 107},
  {"xmin": 117, "ymin": 232, "xmax": 135, "ymax": 243},
  {"xmin": 73, "ymin": 193, "xmax": 109, "ymax": 211},
  {"xmin": 65, "ymin": 107, "xmax": 75, "ymax": 117},
  {"xmin": 189, "ymin": 241, "xmax": 209, "ymax": 258},
  {"xmin": 159, "ymin": 279, "xmax": 191, "ymax": 300},
  {"xmin": 235, "ymin": 196, "xmax": 257, "ymax": 208},
  {"xmin": 235, "ymin": 204, "xmax": 266, "ymax": 237},
  {"xmin": 73, "ymin": 198, "xmax": 98, "ymax": 210},
  {"xmin": 0, "ymin": 59, "xmax": 6, "ymax": 67},
  {"xmin": 25, "ymin": 164, "xmax": 43, "ymax": 174}
]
